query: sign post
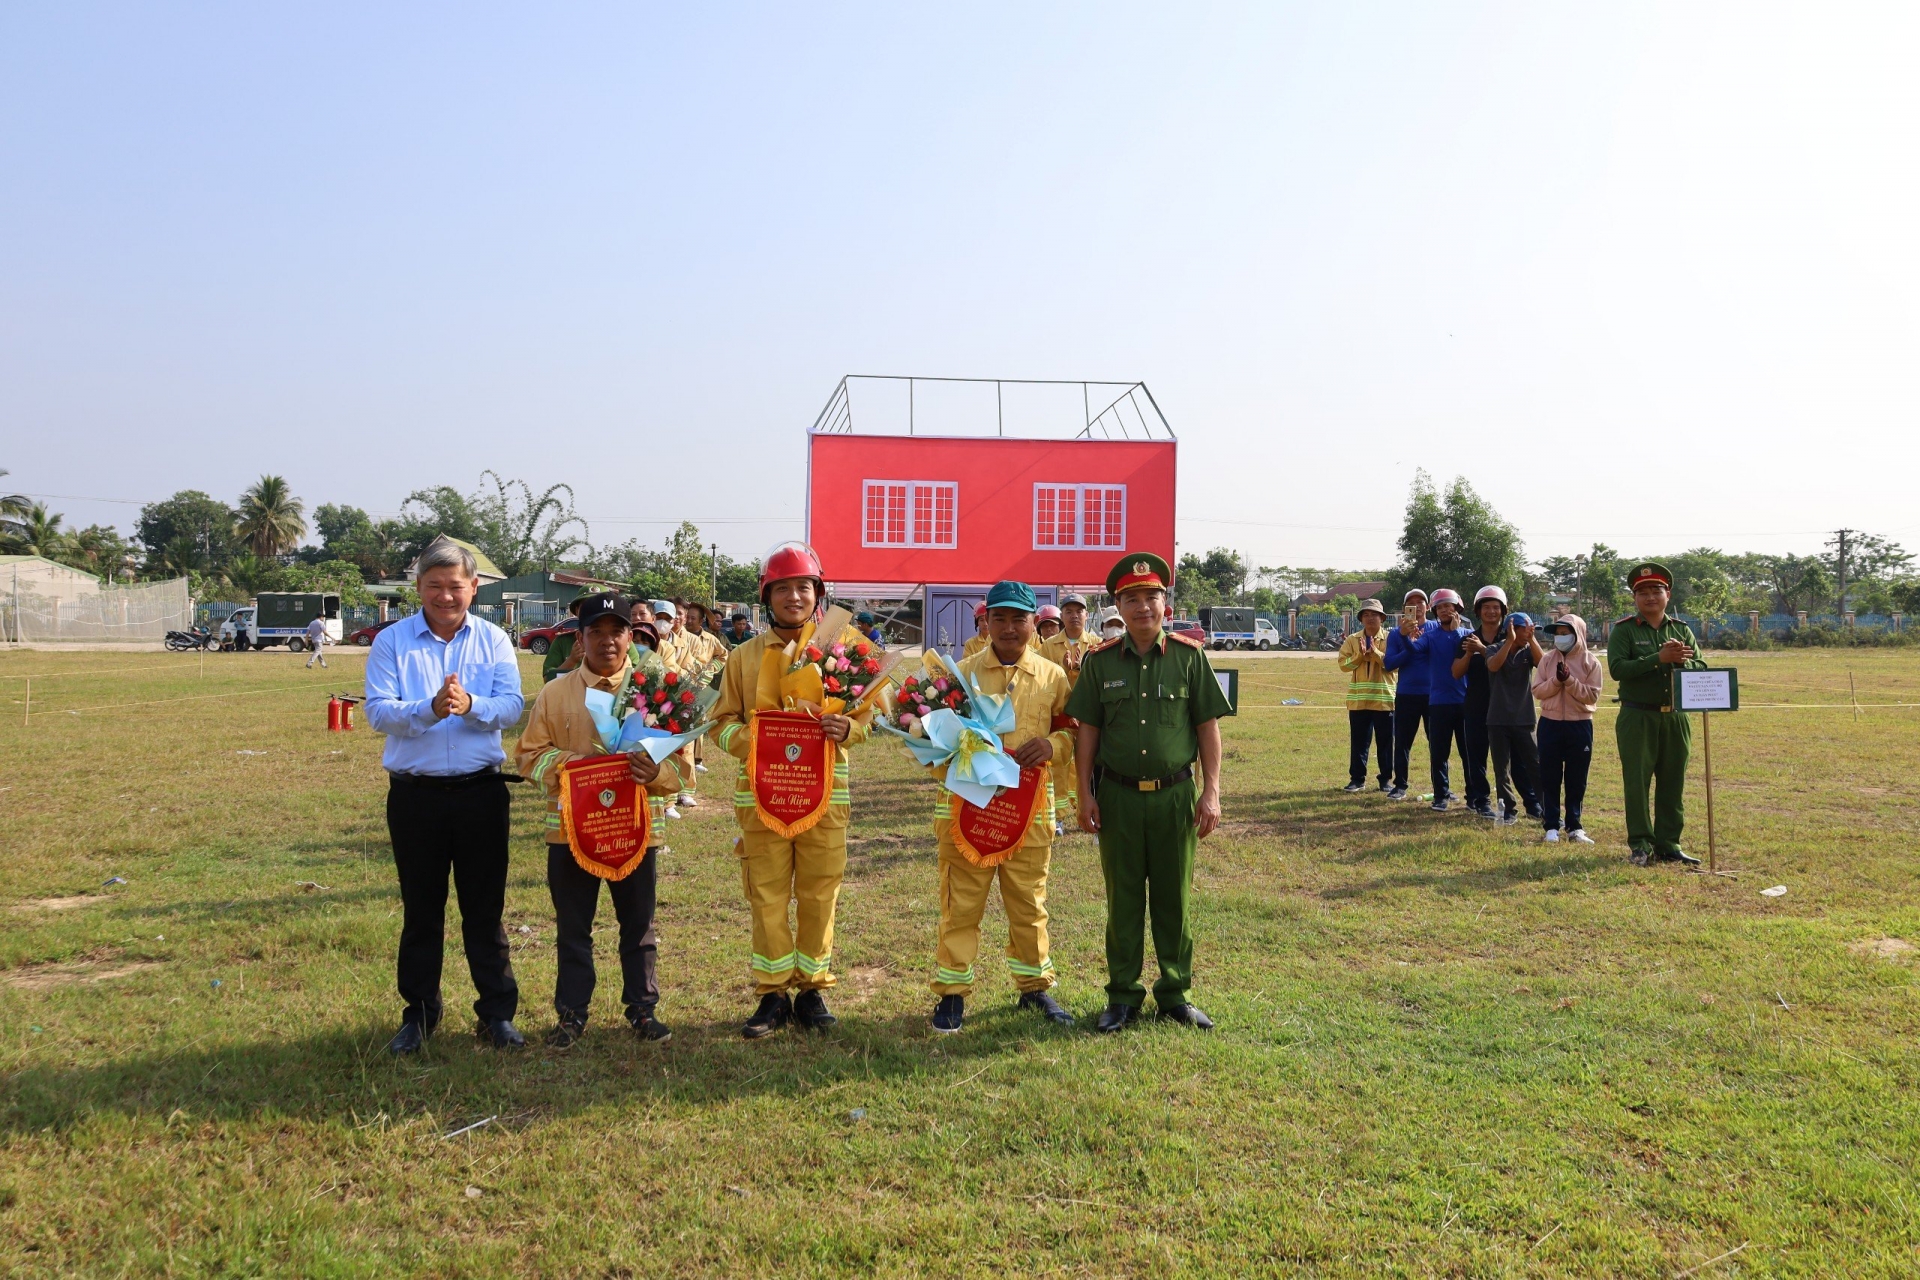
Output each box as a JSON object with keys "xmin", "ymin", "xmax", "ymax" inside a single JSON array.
[{"xmin": 1672, "ymin": 668, "xmax": 1739, "ymax": 873}]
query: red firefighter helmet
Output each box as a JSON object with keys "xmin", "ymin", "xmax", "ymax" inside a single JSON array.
[
  {"xmin": 759, "ymin": 540, "xmax": 825, "ymax": 605},
  {"xmin": 1036, "ymin": 604, "xmax": 1062, "ymax": 622}
]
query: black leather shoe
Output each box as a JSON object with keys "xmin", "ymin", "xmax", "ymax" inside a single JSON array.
[
  {"xmin": 1628, "ymin": 847, "xmax": 1654, "ymax": 867},
  {"xmin": 930, "ymin": 994, "xmax": 965, "ymax": 1034},
  {"xmin": 1017, "ymin": 990, "xmax": 1075, "ymax": 1026},
  {"xmin": 628, "ymin": 1010, "xmax": 673, "ymax": 1043},
  {"xmin": 743, "ymin": 992, "xmax": 792, "ymax": 1040},
  {"xmin": 387, "ymin": 1020, "xmax": 432, "ymax": 1056},
  {"xmin": 1095, "ymin": 1003, "xmax": 1139, "ymax": 1033},
  {"xmin": 478, "ymin": 1018, "xmax": 526, "ymax": 1049},
  {"xmin": 544, "ymin": 1019, "xmax": 586, "ymax": 1049},
  {"xmin": 793, "ymin": 988, "xmax": 838, "ymax": 1031},
  {"xmin": 1656, "ymin": 847, "xmax": 1702, "ymax": 866},
  {"xmin": 1157, "ymin": 1003, "xmax": 1215, "ymax": 1030}
]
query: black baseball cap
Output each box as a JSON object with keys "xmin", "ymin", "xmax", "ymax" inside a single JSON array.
[{"xmin": 576, "ymin": 593, "xmax": 633, "ymax": 630}]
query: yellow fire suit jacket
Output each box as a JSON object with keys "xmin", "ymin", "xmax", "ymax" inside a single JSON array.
[
  {"xmin": 708, "ymin": 630, "xmax": 872, "ymax": 831},
  {"xmin": 929, "ymin": 644, "xmax": 1074, "ymax": 849},
  {"xmin": 516, "ymin": 657, "xmax": 687, "ymax": 847},
  {"xmin": 1040, "ymin": 630, "xmax": 1094, "ymax": 690}
]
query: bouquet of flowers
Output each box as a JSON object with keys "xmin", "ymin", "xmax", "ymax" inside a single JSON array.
[
  {"xmin": 890, "ymin": 667, "xmax": 973, "ymax": 737},
  {"xmin": 873, "ymin": 651, "xmax": 1019, "ymax": 807},
  {"xmin": 781, "ymin": 625, "xmax": 896, "ymax": 714},
  {"xmin": 627, "ymin": 666, "xmax": 715, "ymax": 736}
]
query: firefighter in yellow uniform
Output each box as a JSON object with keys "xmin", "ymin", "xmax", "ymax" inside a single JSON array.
[
  {"xmin": 928, "ymin": 580, "xmax": 1077, "ymax": 1033},
  {"xmin": 707, "ymin": 543, "xmax": 871, "ymax": 1039},
  {"xmin": 672, "ymin": 601, "xmax": 728, "ymax": 811},
  {"xmin": 1040, "ymin": 592, "xmax": 1095, "ymax": 833},
  {"xmin": 961, "ymin": 602, "xmax": 990, "ymax": 658}
]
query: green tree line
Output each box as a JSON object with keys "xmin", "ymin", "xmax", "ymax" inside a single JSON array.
[
  {"xmin": 1, "ymin": 468, "xmax": 762, "ymax": 605},
  {"xmin": 1173, "ymin": 471, "xmax": 1919, "ymax": 624}
]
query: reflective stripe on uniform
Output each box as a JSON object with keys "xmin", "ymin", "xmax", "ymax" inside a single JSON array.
[
  {"xmin": 935, "ymin": 965, "xmax": 975, "ymax": 986},
  {"xmin": 794, "ymin": 950, "xmax": 832, "ymax": 976},
  {"xmin": 750, "ymin": 951, "xmax": 797, "ymax": 974},
  {"xmin": 1006, "ymin": 957, "xmax": 1054, "ymax": 978}
]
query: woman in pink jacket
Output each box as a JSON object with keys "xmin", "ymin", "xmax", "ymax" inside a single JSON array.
[{"xmin": 1532, "ymin": 614, "xmax": 1603, "ymax": 844}]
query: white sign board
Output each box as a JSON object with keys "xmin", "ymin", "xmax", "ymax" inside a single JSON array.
[{"xmin": 1676, "ymin": 670, "xmax": 1736, "ymax": 712}]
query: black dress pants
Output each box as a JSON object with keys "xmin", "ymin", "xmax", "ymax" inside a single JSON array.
[
  {"xmin": 1488, "ymin": 724, "xmax": 1540, "ymax": 817},
  {"xmin": 547, "ymin": 843, "xmax": 659, "ymax": 1022},
  {"xmin": 387, "ymin": 775, "xmax": 518, "ymax": 1026},
  {"xmin": 1425, "ymin": 703, "xmax": 1468, "ymax": 800},
  {"xmin": 1391, "ymin": 694, "xmax": 1428, "ymax": 789},
  {"xmin": 1348, "ymin": 710, "xmax": 1393, "ymax": 787},
  {"xmin": 1462, "ymin": 717, "xmax": 1492, "ymax": 809}
]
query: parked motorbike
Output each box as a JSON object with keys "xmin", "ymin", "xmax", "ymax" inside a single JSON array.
[{"xmin": 165, "ymin": 627, "xmax": 215, "ymax": 652}]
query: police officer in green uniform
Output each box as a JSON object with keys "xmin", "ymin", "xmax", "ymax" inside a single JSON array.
[
  {"xmin": 1607, "ymin": 562, "xmax": 1707, "ymax": 867},
  {"xmin": 1065, "ymin": 552, "xmax": 1232, "ymax": 1032}
]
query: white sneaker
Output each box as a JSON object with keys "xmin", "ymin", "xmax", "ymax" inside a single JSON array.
[
  {"xmin": 694, "ymin": 763, "xmax": 709, "ymax": 773},
  {"xmin": 1543, "ymin": 828, "xmax": 1560, "ymax": 844},
  {"xmin": 1567, "ymin": 828, "xmax": 1594, "ymax": 845},
  {"xmin": 664, "ymin": 806, "xmax": 682, "ymax": 821},
  {"xmin": 678, "ymin": 794, "xmax": 698, "ymax": 808}
]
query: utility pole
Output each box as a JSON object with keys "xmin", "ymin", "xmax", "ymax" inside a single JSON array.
[
  {"xmin": 710, "ymin": 542, "xmax": 719, "ymax": 603},
  {"xmin": 1834, "ymin": 528, "xmax": 1854, "ymax": 616}
]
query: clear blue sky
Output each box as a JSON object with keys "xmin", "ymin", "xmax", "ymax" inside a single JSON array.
[{"xmin": 4, "ymin": 4, "xmax": 1916, "ymax": 570}]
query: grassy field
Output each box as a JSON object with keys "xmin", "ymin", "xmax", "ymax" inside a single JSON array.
[{"xmin": 0, "ymin": 644, "xmax": 1916, "ymax": 1277}]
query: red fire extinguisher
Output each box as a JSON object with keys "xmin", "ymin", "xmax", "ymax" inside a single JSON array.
[
  {"xmin": 340, "ymin": 695, "xmax": 359, "ymax": 730},
  {"xmin": 326, "ymin": 695, "xmax": 343, "ymax": 732}
]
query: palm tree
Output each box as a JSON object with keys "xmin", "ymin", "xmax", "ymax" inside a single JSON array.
[
  {"xmin": 10, "ymin": 502, "xmax": 68, "ymax": 557},
  {"xmin": 0, "ymin": 469, "xmax": 30, "ymax": 545},
  {"xmin": 235, "ymin": 475, "xmax": 307, "ymax": 559}
]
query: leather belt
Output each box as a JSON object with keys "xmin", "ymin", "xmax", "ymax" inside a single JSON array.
[
  {"xmin": 1096, "ymin": 764, "xmax": 1194, "ymax": 793},
  {"xmin": 388, "ymin": 767, "xmax": 506, "ymax": 789},
  {"xmin": 1618, "ymin": 700, "xmax": 1673, "ymax": 713}
]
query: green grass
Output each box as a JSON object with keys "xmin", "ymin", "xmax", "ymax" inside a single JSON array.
[{"xmin": 0, "ymin": 645, "xmax": 1916, "ymax": 1277}]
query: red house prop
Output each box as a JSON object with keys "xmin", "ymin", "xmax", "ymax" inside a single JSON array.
[{"xmin": 804, "ymin": 376, "xmax": 1177, "ymax": 656}]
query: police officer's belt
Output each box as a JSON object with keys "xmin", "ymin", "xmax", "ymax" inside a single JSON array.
[
  {"xmin": 1096, "ymin": 764, "xmax": 1194, "ymax": 792},
  {"xmin": 1618, "ymin": 700, "xmax": 1673, "ymax": 713}
]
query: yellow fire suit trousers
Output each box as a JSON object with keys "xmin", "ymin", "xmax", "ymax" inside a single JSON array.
[
  {"xmin": 738, "ymin": 817, "xmax": 846, "ymax": 996},
  {"xmin": 931, "ymin": 835, "xmax": 1056, "ymax": 997},
  {"xmin": 1052, "ymin": 735, "xmax": 1076, "ymax": 826}
]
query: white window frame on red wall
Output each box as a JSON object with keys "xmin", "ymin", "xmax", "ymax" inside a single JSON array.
[
  {"xmin": 861, "ymin": 480, "xmax": 958, "ymax": 549},
  {"xmin": 1033, "ymin": 483, "xmax": 1126, "ymax": 550}
]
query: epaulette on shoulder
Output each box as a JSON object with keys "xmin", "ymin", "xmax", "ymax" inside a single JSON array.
[
  {"xmin": 1170, "ymin": 631, "xmax": 1205, "ymax": 648},
  {"xmin": 1088, "ymin": 635, "xmax": 1124, "ymax": 655},
  {"xmin": 1613, "ymin": 615, "xmax": 1636, "ymax": 627}
]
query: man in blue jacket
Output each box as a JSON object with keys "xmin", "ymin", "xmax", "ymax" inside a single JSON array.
[
  {"xmin": 1411, "ymin": 588, "xmax": 1471, "ymax": 812},
  {"xmin": 1383, "ymin": 589, "xmax": 1433, "ymax": 799}
]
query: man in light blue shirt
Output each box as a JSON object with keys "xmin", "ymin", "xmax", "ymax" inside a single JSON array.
[{"xmin": 365, "ymin": 541, "xmax": 527, "ymax": 1055}]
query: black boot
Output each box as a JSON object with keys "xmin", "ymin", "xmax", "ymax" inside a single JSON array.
[
  {"xmin": 477, "ymin": 1018, "xmax": 526, "ymax": 1049},
  {"xmin": 1017, "ymin": 990, "xmax": 1075, "ymax": 1026},
  {"xmin": 793, "ymin": 988, "xmax": 838, "ymax": 1031},
  {"xmin": 930, "ymin": 994, "xmax": 964, "ymax": 1034},
  {"xmin": 742, "ymin": 992, "xmax": 792, "ymax": 1040},
  {"xmin": 1656, "ymin": 847, "xmax": 1702, "ymax": 867},
  {"xmin": 1095, "ymin": 1003, "xmax": 1139, "ymax": 1033}
]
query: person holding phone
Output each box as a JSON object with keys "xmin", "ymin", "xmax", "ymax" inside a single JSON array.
[
  {"xmin": 1485, "ymin": 608, "xmax": 1543, "ymax": 824},
  {"xmin": 1382, "ymin": 589, "xmax": 1434, "ymax": 799},
  {"xmin": 1412, "ymin": 588, "xmax": 1470, "ymax": 811},
  {"xmin": 1533, "ymin": 613, "xmax": 1602, "ymax": 844},
  {"xmin": 1457, "ymin": 586, "xmax": 1510, "ymax": 818}
]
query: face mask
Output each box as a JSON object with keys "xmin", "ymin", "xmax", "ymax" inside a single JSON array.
[{"xmin": 1553, "ymin": 633, "xmax": 1576, "ymax": 652}]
